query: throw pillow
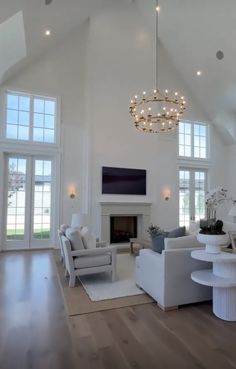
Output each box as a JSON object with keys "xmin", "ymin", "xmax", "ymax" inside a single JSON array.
[
  {"xmin": 151, "ymin": 232, "xmax": 168, "ymax": 253},
  {"xmin": 168, "ymin": 226, "xmax": 186, "ymax": 238},
  {"xmin": 65, "ymin": 228, "xmax": 84, "ymax": 251},
  {"xmin": 80, "ymin": 227, "xmax": 96, "ymax": 249}
]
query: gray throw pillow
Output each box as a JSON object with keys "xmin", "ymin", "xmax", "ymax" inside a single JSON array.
[
  {"xmin": 151, "ymin": 232, "xmax": 168, "ymax": 253},
  {"xmin": 168, "ymin": 226, "xmax": 186, "ymax": 238}
]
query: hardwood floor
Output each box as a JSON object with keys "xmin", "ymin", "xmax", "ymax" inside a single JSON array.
[{"xmin": 1, "ymin": 250, "xmax": 236, "ymax": 369}]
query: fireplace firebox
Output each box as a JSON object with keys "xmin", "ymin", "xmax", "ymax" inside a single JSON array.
[{"xmin": 110, "ymin": 216, "xmax": 137, "ymax": 244}]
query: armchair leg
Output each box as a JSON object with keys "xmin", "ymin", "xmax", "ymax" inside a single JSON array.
[{"xmin": 69, "ymin": 274, "xmax": 76, "ymax": 288}]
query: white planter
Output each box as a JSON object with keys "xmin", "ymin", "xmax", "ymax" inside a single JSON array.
[{"xmin": 197, "ymin": 232, "xmax": 229, "ymax": 254}]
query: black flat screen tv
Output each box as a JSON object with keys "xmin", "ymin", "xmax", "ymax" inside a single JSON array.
[{"xmin": 102, "ymin": 166, "xmax": 146, "ymax": 195}]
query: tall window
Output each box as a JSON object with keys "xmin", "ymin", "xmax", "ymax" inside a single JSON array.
[
  {"xmin": 179, "ymin": 121, "xmax": 208, "ymax": 159},
  {"xmin": 5, "ymin": 91, "xmax": 57, "ymax": 144},
  {"xmin": 179, "ymin": 168, "xmax": 207, "ymax": 227}
]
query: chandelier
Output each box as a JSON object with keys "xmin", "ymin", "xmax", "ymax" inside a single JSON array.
[{"xmin": 129, "ymin": 0, "xmax": 186, "ymax": 133}]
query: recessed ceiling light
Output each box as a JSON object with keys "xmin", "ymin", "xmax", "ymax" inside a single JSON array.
[
  {"xmin": 45, "ymin": 29, "xmax": 51, "ymax": 36},
  {"xmin": 216, "ymin": 50, "xmax": 224, "ymax": 60},
  {"xmin": 196, "ymin": 70, "xmax": 202, "ymax": 76}
]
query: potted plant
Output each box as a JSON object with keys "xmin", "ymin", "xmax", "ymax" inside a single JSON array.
[{"xmin": 197, "ymin": 187, "xmax": 229, "ymax": 253}]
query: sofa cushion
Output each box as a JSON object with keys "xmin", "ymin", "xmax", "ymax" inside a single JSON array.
[
  {"xmin": 65, "ymin": 228, "xmax": 84, "ymax": 251},
  {"xmin": 60, "ymin": 224, "xmax": 69, "ymax": 235},
  {"xmin": 164, "ymin": 235, "xmax": 204, "ymax": 250},
  {"xmin": 168, "ymin": 226, "xmax": 186, "ymax": 238},
  {"xmin": 74, "ymin": 254, "xmax": 111, "ymax": 269},
  {"xmin": 80, "ymin": 227, "xmax": 96, "ymax": 249}
]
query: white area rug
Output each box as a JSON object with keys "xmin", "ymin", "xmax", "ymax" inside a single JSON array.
[{"xmin": 79, "ymin": 254, "xmax": 144, "ymax": 302}]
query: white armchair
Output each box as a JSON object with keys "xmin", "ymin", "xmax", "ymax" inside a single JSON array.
[{"xmin": 60, "ymin": 234, "xmax": 117, "ymax": 287}]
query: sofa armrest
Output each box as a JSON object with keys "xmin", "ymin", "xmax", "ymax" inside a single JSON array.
[
  {"xmin": 136, "ymin": 249, "xmax": 164, "ymax": 304},
  {"xmin": 71, "ymin": 246, "xmax": 117, "ymax": 257}
]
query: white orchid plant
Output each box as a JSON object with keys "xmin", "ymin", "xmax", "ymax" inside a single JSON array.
[{"xmin": 205, "ymin": 186, "xmax": 228, "ymax": 221}]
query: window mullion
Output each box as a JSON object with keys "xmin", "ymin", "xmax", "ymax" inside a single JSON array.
[
  {"xmin": 30, "ymin": 95, "xmax": 34, "ymax": 142},
  {"xmin": 191, "ymin": 122, "xmax": 194, "ymax": 158}
]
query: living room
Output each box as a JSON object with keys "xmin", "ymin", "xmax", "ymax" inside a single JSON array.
[{"xmin": 1, "ymin": 0, "xmax": 236, "ymax": 368}]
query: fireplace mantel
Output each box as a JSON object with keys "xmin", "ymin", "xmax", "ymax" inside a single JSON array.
[{"xmin": 99, "ymin": 201, "xmax": 152, "ymax": 244}]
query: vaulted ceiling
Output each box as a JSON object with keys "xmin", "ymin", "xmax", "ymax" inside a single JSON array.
[
  {"xmin": 0, "ymin": 0, "xmax": 124, "ymax": 84},
  {"xmin": 1, "ymin": 0, "xmax": 236, "ymax": 142},
  {"xmin": 137, "ymin": 0, "xmax": 236, "ymax": 143}
]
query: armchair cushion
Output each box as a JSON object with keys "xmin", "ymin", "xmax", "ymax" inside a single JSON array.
[
  {"xmin": 74, "ymin": 254, "xmax": 111, "ymax": 269},
  {"xmin": 65, "ymin": 228, "xmax": 84, "ymax": 251},
  {"xmin": 80, "ymin": 227, "xmax": 96, "ymax": 249}
]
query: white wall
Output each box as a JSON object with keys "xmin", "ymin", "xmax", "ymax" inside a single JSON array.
[
  {"xmin": 0, "ymin": 1, "xmax": 228, "ymax": 247},
  {"xmin": 86, "ymin": 1, "xmax": 227, "ymax": 236}
]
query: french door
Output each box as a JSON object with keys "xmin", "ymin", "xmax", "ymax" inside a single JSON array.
[
  {"xmin": 4, "ymin": 154, "xmax": 54, "ymax": 249},
  {"xmin": 179, "ymin": 168, "xmax": 207, "ymax": 227}
]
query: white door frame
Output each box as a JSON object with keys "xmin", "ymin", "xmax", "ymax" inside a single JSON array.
[
  {"xmin": 2, "ymin": 152, "xmax": 60, "ymax": 250},
  {"xmin": 179, "ymin": 167, "xmax": 208, "ymax": 226}
]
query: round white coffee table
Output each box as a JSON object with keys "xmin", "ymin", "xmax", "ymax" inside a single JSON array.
[
  {"xmin": 191, "ymin": 250, "xmax": 236, "ymax": 321},
  {"xmin": 197, "ymin": 233, "xmax": 229, "ymax": 254}
]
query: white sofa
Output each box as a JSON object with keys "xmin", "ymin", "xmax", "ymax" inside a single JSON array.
[{"xmin": 136, "ymin": 235, "xmax": 212, "ymax": 310}]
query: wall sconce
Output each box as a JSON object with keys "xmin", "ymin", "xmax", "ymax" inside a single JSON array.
[
  {"xmin": 163, "ymin": 188, "xmax": 171, "ymax": 201},
  {"xmin": 68, "ymin": 185, "xmax": 76, "ymax": 199}
]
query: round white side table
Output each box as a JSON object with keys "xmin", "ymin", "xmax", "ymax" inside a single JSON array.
[
  {"xmin": 191, "ymin": 250, "xmax": 236, "ymax": 321},
  {"xmin": 197, "ymin": 233, "xmax": 229, "ymax": 254}
]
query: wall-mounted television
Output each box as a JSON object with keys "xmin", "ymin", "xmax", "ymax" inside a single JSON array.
[{"xmin": 102, "ymin": 166, "xmax": 146, "ymax": 195}]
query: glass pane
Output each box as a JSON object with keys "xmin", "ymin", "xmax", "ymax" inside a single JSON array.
[
  {"xmin": 34, "ymin": 99, "xmax": 44, "ymax": 113},
  {"xmin": 19, "ymin": 111, "xmax": 29, "ymax": 126},
  {"xmin": 194, "ymin": 124, "xmax": 200, "ymax": 135},
  {"xmin": 33, "ymin": 128, "xmax": 44, "ymax": 142},
  {"xmin": 44, "ymin": 129, "xmax": 54, "ymax": 143},
  {"xmin": 34, "ymin": 113, "xmax": 44, "ymax": 128},
  {"xmin": 18, "ymin": 126, "xmax": 29, "ymax": 141},
  {"xmin": 33, "ymin": 160, "xmax": 52, "ymax": 240},
  {"xmin": 7, "ymin": 157, "xmax": 26, "ymax": 240},
  {"xmin": 44, "ymin": 114, "xmax": 54, "ymax": 129},
  {"xmin": 19, "ymin": 96, "xmax": 30, "ymax": 111},
  {"xmin": 45, "ymin": 100, "xmax": 55, "ymax": 115},
  {"xmin": 7, "ymin": 94, "xmax": 18, "ymax": 110},
  {"xmin": 7, "ymin": 109, "xmax": 18, "ymax": 124},
  {"xmin": 6, "ymin": 124, "xmax": 17, "ymax": 139},
  {"xmin": 200, "ymin": 125, "xmax": 206, "ymax": 136},
  {"xmin": 185, "ymin": 123, "xmax": 191, "ymax": 135},
  {"xmin": 185, "ymin": 146, "xmax": 191, "ymax": 157}
]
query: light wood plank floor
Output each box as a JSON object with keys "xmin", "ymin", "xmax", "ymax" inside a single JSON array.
[{"xmin": 1, "ymin": 250, "xmax": 236, "ymax": 369}]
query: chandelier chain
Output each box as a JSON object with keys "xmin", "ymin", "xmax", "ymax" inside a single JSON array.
[{"xmin": 156, "ymin": 0, "xmax": 159, "ymax": 89}]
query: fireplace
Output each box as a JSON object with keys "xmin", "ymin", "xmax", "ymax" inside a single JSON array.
[
  {"xmin": 100, "ymin": 202, "xmax": 151, "ymax": 244},
  {"xmin": 110, "ymin": 216, "xmax": 137, "ymax": 243}
]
